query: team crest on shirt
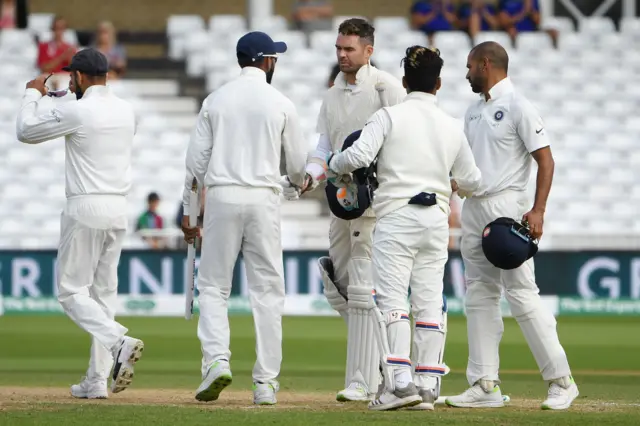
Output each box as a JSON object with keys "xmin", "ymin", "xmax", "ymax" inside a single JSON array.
[
  {"xmin": 483, "ymin": 227, "xmax": 491, "ymax": 237},
  {"xmin": 494, "ymin": 110, "xmax": 505, "ymax": 121}
]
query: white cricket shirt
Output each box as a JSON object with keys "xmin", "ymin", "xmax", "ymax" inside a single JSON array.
[
  {"xmin": 17, "ymin": 86, "xmax": 136, "ymax": 199},
  {"xmin": 183, "ymin": 67, "xmax": 308, "ymax": 213},
  {"xmin": 307, "ymin": 64, "xmax": 406, "ymax": 217},
  {"xmin": 464, "ymin": 77, "xmax": 550, "ymax": 197},
  {"xmin": 330, "ymin": 92, "xmax": 482, "ymax": 219}
]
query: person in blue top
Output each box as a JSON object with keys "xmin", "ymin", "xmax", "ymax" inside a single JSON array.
[
  {"xmin": 457, "ymin": 0, "xmax": 499, "ymax": 40},
  {"xmin": 410, "ymin": 0, "xmax": 459, "ymax": 44},
  {"xmin": 498, "ymin": 0, "xmax": 558, "ymax": 45}
]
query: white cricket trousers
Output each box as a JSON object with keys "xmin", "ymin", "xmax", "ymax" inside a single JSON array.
[
  {"xmin": 460, "ymin": 190, "xmax": 571, "ymax": 385},
  {"xmin": 373, "ymin": 204, "xmax": 449, "ymax": 389},
  {"xmin": 57, "ymin": 195, "xmax": 129, "ymax": 381},
  {"xmin": 197, "ymin": 186, "xmax": 285, "ymax": 382}
]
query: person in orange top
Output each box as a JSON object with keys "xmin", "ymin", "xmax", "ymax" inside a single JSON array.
[{"xmin": 37, "ymin": 16, "xmax": 76, "ymax": 89}]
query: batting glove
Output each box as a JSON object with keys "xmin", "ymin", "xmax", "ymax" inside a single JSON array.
[
  {"xmin": 279, "ymin": 175, "xmax": 301, "ymax": 201},
  {"xmin": 325, "ymin": 151, "xmax": 353, "ymax": 188}
]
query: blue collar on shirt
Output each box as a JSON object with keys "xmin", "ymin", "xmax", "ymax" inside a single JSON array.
[
  {"xmin": 405, "ymin": 91, "xmax": 438, "ymax": 104},
  {"xmin": 485, "ymin": 76, "xmax": 514, "ymax": 101}
]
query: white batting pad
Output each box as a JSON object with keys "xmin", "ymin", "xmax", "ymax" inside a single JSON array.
[
  {"xmin": 346, "ymin": 285, "xmax": 381, "ymax": 394},
  {"xmin": 412, "ymin": 303, "xmax": 449, "ymax": 397},
  {"xmin": 318, "ymin": 257, "xmax": 348, "ymax": 323}
]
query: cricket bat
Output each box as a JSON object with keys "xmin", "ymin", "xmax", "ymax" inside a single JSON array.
[{"xmin": 185, "ymin": 177, "xmax": 199, "ymax": 320}]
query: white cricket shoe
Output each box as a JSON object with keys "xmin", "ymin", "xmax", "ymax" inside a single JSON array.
[
  {"xmin": 70, "ymin": 377, "xmax": 108, "ymax": 399},
  {"xmin": 541, "ymin": 376, "xmax": 579, "ymax": 410},
  {"xmin": 407, "ymin": 388, "xmax": 435, "ymax": 411},
  {"xmin": 368, "ymin": 382, "xmax": 422, "ymax": 411},
  {"xmin": 445, "ymin": 380, "xmax": 505, "ymax": 408},
  {"xmin": 253, "ymin": 381, "xmax": 279, "ymax": 405},
  {"xmin": 195, "ymin": 361, "xmax": 233, "ymax": 402},
  {"xmin": 336, "ymin": 382, "xmax": 370, "ymax": 402},
  {"xmin": 110, "ymin": 336, "xmax": 144, "ymax": 394}
]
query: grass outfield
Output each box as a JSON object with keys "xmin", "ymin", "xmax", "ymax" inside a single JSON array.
[{"xmin": 1, "ymin": 316, "xmax": 639, "ymax": 425}]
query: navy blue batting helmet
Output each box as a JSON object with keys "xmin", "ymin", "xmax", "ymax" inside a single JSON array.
[
  {"xmin": 325, "ymin": 130, "xmax": 378, "ymax": 220},
  {"xmin": 482, "ymin": 217, "xmax": 539, "ymax": 270}
]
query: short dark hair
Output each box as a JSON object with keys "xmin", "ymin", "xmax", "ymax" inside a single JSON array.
[
  {"xmin": 147, "ymin": 192, "xmax": 160, "ymax": 203},
  {"xmin": 402, "ymin": 46, "xmax": 443, "ymax": 93},
  {"xmin": 471, "ymin": 41, "xmax": 509, "ymax": 72},
  {"xmin": 338, "ymin": 18, "xmax": 375, "ymax": 46}
]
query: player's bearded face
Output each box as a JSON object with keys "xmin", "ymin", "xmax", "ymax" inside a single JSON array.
[
  {"xmin": 266, "ymin": 57, "xmax": 277, "ymax": 84},
  {"xmin": 335, "ymin": 34, "xmax": 369, "ymax": 74},
  {"xmin": 466, "ymin": 60, "xmax": 485, "ymax": 94},
  {"xmin": 71, "ymin": 71, "xmax": 84, "ymax": 100}
]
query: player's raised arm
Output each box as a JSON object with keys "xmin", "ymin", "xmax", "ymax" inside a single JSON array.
[
  {"xmin": 328, "ymin": 109, "xmax": 390, "ymax": 174},
  {"xmin": 16, "ymin": 77, "xmax": 82, "ymax": 144}
]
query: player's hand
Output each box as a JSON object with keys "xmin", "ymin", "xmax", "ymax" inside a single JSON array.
[
  {"xmin": 450, "ymin": 179, "xmax": 459, "ymax": 192},
  {"xmin": 279, "ymin": 175, "xmax": 301, "ymax": 201},
  {"xmin": 300, "ymin": 173, "xmax": 318, "ymax": 194},
  {"xmin": 181, "ymin": 215, "xmax": 200, "ymax": 244},
  {"xmin": 522, "ymin": 208, "xmax": 544, "ymax": 240},
  {"xmin": 25, "ymin": 74, "xmax": 49, "ymax": 96}
]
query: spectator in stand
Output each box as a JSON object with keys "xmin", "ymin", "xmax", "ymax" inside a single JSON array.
[
  {"xmin": 92, "ymin": 21, "xmax": 127, "ymax": 79},
  {"xmin": 292, "ymin": 0, "xmax": 334, "ymax": 33},
  {"xmin": 37, "ymin": 16, "xmax": 76, "ymax": 90},
  {"xmin": 0, "ymin": 0, "xmax": 15, "ymax": 29},
  {"xmin": 410, "ymin": 0, "xmax": 458, "ymax": 44},
  {"xmin": 136, "ymin": 192, "xmax": 165, "ymax": 249},
  {"xmin": 458, "ymin": 0, "xmax": 499, "ymax": 40},
  {"xmin": 0, "ymin": 0, "xmax": 27, "ymax": 30},
  {"xmin": 498, "ymin": 0, "xmax": 558, "ymax": 46}
]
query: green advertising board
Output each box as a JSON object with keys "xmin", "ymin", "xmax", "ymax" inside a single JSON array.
[{"xmin": 1, "ymin": 250, "xmax": 639, "ymax": 300}]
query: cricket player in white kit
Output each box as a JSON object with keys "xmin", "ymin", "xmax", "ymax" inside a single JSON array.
[
  {"xmin": 446, "ymin": 42, "xmax": 579, "ymax": 410},
  {"xmin": 328, "ymin": 46, "xmax": 482, "ymax": 411},
  {"xmin": 16, "ymin": 48, "xmax": 144, "ymax": 399},
  {"xmin": 181, "ymin": 32, "xmax": 308, "ymax": 405},
  {"xmin": 303, "ymin": 18, "xmax": 407, "ymax": 402}
]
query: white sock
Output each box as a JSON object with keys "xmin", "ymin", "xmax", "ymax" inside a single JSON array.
[{"xmin": 394, "ymin": 369, "xmax": 412, "ymax": 389}]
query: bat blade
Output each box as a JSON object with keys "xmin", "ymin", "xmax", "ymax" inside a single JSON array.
[{"xmin": 185, "ymin": 179, "xmax": 199, "ymax": 320}]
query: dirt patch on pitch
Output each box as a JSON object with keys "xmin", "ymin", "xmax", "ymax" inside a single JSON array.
[{"xmin": 0, "ymin": 387, "xmax": 638, "ymax": 413}]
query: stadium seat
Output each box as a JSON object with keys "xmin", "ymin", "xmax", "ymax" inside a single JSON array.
[
  {"xmin": 333, "ymin": 15, "xmax": 368, "ymax": 31},
  {"xmin": 270, "ymin": 31, "xmax": 307, "ymax": 51},
  {"xmin": 541, "ymin": 16, "xmax": 575, "ymax": 33},
  {"xmin": 250, "ymin": 15, "xmax": 288, "ymax": 33},
  {"xmin": 310, "ymin": 30, "xmax": 337, "ymax": 55},
  {"xmin": 473, "ymin": 31, "xmax": 512, "ymax": 47},
  {"xmin": 27, "ymin": 13, "xmax": 54, "ymax": 34},
  {"xmin": 578, "ymin": 17, "xmax": 616, "ymax": 33},
  {"xmin": 373, "ymin": 17, "xmax": 410, "ymax": 34},
  {"xmin": 37, "ymin": 29, "xmax": 78, "ymax": 46},
  {"xmin": 167, "ymin": 15, "xmax": 205, "ymax": 37},
  {"xmin": 432, "ymin": 31, "xmax": 472, "ymax": 52},
  {"xmin": 515, "ymin": 32, "xmax": 553, "ymax": 51},
  {"xmin": 209, "ymin": 15, "xmax": 247, "ymax": 33}
]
